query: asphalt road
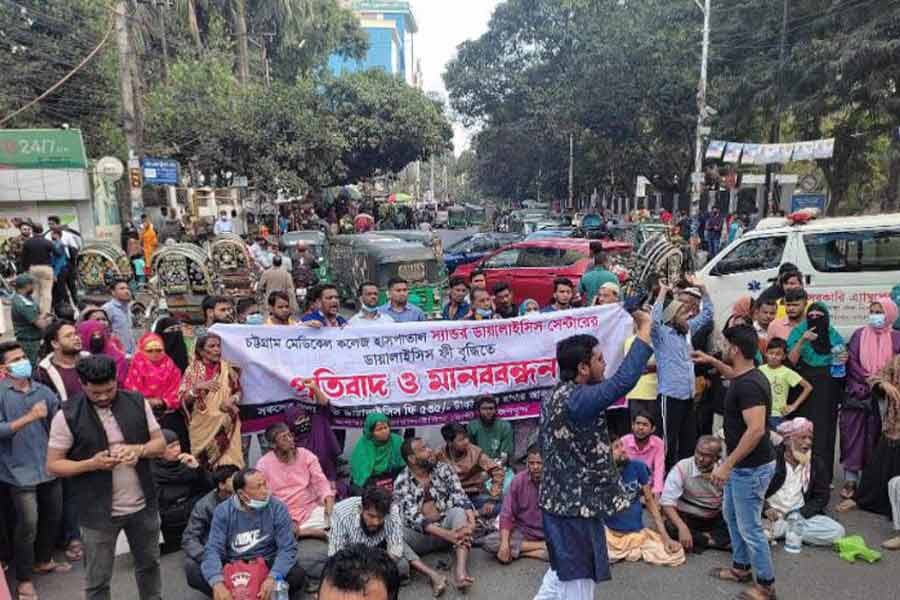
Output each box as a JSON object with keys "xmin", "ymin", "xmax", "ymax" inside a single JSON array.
[{"xmin": 15, "ymin": 484, "xmax": 899, "ymax": 600}]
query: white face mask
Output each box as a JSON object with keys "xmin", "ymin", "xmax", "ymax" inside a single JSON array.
[{"xmin": 869, "ymin": 313, "xmax": 886, "ymax": 329}]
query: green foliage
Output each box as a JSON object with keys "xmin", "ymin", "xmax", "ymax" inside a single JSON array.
[
  {"xmin": 323, "ymin": 69, "xmax": 453, "ymax": 184},
  {"xmin": 0, "ymin": 0, "xmax": 121, "ymax": 154}
]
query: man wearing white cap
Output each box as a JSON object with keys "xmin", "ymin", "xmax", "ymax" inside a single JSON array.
[{"xmin": 763, "ymin": 417, "xmax": 845, "ymax": 546}]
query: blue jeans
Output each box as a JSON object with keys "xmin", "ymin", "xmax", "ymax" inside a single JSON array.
[
  {"xmin": 723, "ymin": 462, "xmax": 776, "ymax": 585},
  {"xmin": 707, "ymin": 233, "xmax": 721, "ymax": 257}
]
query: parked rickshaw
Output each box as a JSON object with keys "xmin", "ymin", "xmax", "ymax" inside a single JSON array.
[
  {"xmin": 448, "ymin": 205, "xmax": 467, "ymax": 229},
  {"xmin": 77, "ymin": 241, "xmax": 133, "ymax": 293},
  {"xmin": 151, "ymin": 243, "xmax": 215, "ymax": 323},
  {"xmin": 208, "ymin": 234, "xmax": 257, "ymax": 305},
  {"xmin": 329, "ymin": 234, "xmax": 444, "ymax": 316},
  {"xmin": 281, "ymin": 230, "xmax": 331, "ymax": 285},
  {"xmin": 77, "ymin": 241, "xmax": 156, "ymax": 327},
  {"xmin": 464, "ymin": 204, "xmax": 486, "ymax": 227}
]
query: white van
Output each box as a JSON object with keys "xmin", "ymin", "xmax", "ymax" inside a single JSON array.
[{"xmin": 698, "ymin": 213, "xmax": 900, "ymax": 337}]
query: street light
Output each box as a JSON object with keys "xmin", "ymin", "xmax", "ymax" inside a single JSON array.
[{"xmin": 690, "ymin": 0, "xmax": 711, "ymax": 218}]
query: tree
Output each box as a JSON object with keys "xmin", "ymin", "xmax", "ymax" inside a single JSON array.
[{"xmin": 323, "ymin": 69, "xmax": 453, "ymax": 184}]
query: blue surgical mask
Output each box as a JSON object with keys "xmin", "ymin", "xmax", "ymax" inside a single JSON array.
[
  {"xmin": 247, "ymin": 494, "xmax": 270, "ymax": 510},
  {"xmin": 476, "ymin": 308, "xmax": 493, "ymax": 318},
  {"xmin": 245, "ymin": 313, "xmax": 264, "ymax": 325},
  {"xmin": 869, "ymin": 313, "xmax": 886, "ymax": 328},
  {"xmin": 8, "ymin": 359, "xmax": 32, "ymax": 380},
  {"xmin": 361, "ymin": 303, "xmax": 379, "ymax": 314}
]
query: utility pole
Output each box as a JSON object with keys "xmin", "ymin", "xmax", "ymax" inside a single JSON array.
[
  {"xmin": 429, "ymin": 160, "xmax": 435, "ymax": 203},
  {"xmin": 155, "ymin": 0, "xmax": 168, "ymax": 79},
  {"xmin": 568, "ymin": 132, "xmax": 575, "ymax": 210},
  {"xmin": 691, "ymin": 0, "xmax": 711, "ymax": 218},
  {"xmin": 443, "ymin": 162, "xmax": 449, "ymax": 203},
  {"xmin": 115, "ymin": 1, "xmax": 144, "ymax": 224},
  {"xmin": 764, "ymin": 0, "xmax": 790, "ymax": 216}
]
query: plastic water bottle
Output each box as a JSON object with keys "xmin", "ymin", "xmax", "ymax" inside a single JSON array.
[
  {"xmin": 784, "ymin": 512, "xmax": 803, "ymax": 554},
  {"xmin": 830, "ymin": 344, "xmax": 846, "ymax": 378},
  {"xmin": 273, "ymin": 575, "xmax": 289, "ymax": 600}
]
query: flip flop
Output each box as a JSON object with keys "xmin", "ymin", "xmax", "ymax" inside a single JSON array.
[
  {"xmin": 33, "ymin": 561, "xmax": 72, "ymax": 575},
  {"xmin": 65, "ymin": 541, "xmax": 84, "ymax": 562}
]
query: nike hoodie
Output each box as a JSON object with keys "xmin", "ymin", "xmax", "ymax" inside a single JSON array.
[{"xmin": 201, "ymin": 494, "xmax": 297, "ymax": 587}]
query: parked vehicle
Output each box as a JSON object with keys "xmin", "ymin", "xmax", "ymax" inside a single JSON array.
[
  {"xmin": 448, "ymin": 205, "xmax": 467, "ymax": 229},
  {"xmin": 525, "ymin": 227, "xmax": 577, "ymax": 241},
  {"xmin": 454, "ymin": 237, "xmax": 632, "ymax": 306},
  {"xmin": 328, "ymin": 234, "xmax": 445, "ymax": 316},
  {"xmin": 444, "ymin": 233, "xmax": 523, "ymax": 274},
  {"xmin": 77, "ymin": 241, "xmax": 155, "ymax": 327},
  {"xmin": 376, "ymin": 229, "xmax": 445, "ymax": 268},
  {"xmin": 151, "ymin": 243, "xmax": 216, "ymax": 324},
  {"xmin": 465, "ymin": 204, "xmax": 486, "ymax": 227},
  {"xmin": 208, "ymin": 233, "xmax": 258, "ymax": 306},
  {"xmin": 698, "ymin": 213, "xmax": 900, "ymax": 336}
]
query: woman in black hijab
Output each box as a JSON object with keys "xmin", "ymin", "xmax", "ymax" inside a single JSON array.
[{"xmin": 154, "ymin": 317, "xmax": 189, "ymax": 372}]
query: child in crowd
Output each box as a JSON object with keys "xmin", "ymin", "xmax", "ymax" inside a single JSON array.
[
  {"xmin": 758, "ymin": 337, "xmax": 813, "ymax": 428},
  {"xmin": 620, "ymin": 411, "xmax": 666, "ymax": 497}
]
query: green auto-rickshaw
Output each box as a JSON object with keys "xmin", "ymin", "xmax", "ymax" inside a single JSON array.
[
  {"xmin": 448, "ymin": 205, "xmax": 467, "ymax": 229},
  {"xmin": 464, "ymin": 203, "xmax": 486, "ymax": 227},
  {"xmin": 329, "ymin": 234, "xmax": 444, "ymax": 317}
]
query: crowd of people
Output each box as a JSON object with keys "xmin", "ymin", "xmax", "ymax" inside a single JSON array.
[{"xmin": 3, "ymin": 227, "xmax": 900, "ymax": 600}]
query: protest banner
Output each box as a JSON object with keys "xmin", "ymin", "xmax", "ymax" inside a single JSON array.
[{"xmin": 211, "ymin": 305, "xmax": 634, "ymax": 430}]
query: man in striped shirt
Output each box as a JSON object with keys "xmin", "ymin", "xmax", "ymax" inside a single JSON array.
[{"xmin": 328, "ymin": 487, "xmax": 447, "ymax": 596}]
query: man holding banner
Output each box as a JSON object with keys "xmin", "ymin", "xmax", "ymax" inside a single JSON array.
[{"xmin": 534, "ymin": 309, "xmax": 654, "ymax": 600}]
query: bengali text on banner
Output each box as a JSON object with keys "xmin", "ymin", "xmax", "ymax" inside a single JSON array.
[{"xmin": 210, "ymin": 304, "xmax": 634, "ymax": 429}]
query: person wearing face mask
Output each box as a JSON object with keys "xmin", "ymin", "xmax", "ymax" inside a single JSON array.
[
  {"xmin": 202, "ymin": 468, "xmax": 306, "ymax": 600},
  {"xmin": 178, "ymin": 334, "xmax": 244, "ymax": 470},
  {"xmin": 125, "ymin": 334, "xmax": 186, "ymax": 452},
  {"xmin": 651, "ymin": 277, "xmax": 714, "ymax": 472},
  {"xmin": 465, "ymin": 287, "xmax": 497, "ymax": 321},
  {"xmin": 786, "ymin": 302, "xmax": 846, "ymax": 489},
  {"xmin": 153, "ymin": 317, "xmax": 189, "ymax": 373},
  {"xmin": 349, "ymin": 282, "xmax": 395, "ymax": 325},
  {"xmin": 77, "ymin": 319, "xmax": 129, "ymax": 385},
  {"xmin": 763, "ymin": 418, "xmax": 845, "ymax": 547},
  {"xmin": 840, "ymin": 297, "xmax": 900, "ymax": 500},
  {"xmin": 0, "ymin": 341, "xmax": 69, "ymax": 600},
  {"xmin": 518, "ymin": 298, "xmax": 540, "ymax": 316}
]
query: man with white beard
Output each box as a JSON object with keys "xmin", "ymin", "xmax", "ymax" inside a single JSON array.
[{"xmin": 763, "ymin": 417, "xmax": 845, "ymax": 546}]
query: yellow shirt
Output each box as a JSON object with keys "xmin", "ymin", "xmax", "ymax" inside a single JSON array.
[
  {"xmin": 774, "ymin": 298, "xmax": 813, "ymax": 320},
  {"xmin": 624, "ymin": 335, "xmax": 658, "ymax": 400}
]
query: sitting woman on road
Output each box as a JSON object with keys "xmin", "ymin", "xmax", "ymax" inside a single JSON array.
[
  {"xmin": 349, "ymin": 412, "xmax": 406, "ymax": 494},
  {"xmin": 77, "ymin": 319, "xmax": 128, "ymax": 384},
  {"xmin": 178, "ymin": 333, "xmax": 244, "ymax": 469},
  {"xmin": 125, "ymin": 332, "xmax": 187, "ymax": 452}
]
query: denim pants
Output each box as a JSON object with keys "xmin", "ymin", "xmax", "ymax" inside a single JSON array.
[
  {"xmin": 81, "ymin": 506, "xmax": 162, "ymax": 600},
  {"xmin": 723, "ymin": 461, "xmax": 776, "ymax": 585},
  {"xmin": 10, "ymin": 479, "xmax": 63, "ymax": 582}
]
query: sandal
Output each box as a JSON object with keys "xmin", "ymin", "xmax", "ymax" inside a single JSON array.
[
  {"xmin": 836, "ymin": 498, "xmax": 857, "ymax": 513},
  {"xmin": 65, "ymin": 540, "xmax": 84, "ymax": 562},
  {"xmin": 16, "ymin": 586, "xmax": 39, "ymax": 600},
  {"xmin": 736, "ymin": 583, "xmax": 777, "ymax": 600},
  {"xmin": 33, "ymin": 560, "xmax": 72, "ymax": 575},
  {"xmin": 840, "ymin": 482, "xmax": 856, "ymax": 500},
  {"xmin": 708, "ymin": 567, "xmax": 752, "ymax": 584}
]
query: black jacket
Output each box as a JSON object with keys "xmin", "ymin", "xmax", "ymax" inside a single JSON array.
[
  {"xmin": 62, "ymin": 390, "xmax": 156, "ymax": 529},
  {"xmin": 181, "ymin": 489, "xmax": 225, "ymax": 563},
  {"xmin": 765, "ymin": 443, "xmax": 830, "ymax": 519}
]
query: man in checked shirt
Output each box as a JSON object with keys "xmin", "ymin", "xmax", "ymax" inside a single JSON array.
[{"xmin": 328, "ymin": 486, "xmax": 447, "ymax": 596}]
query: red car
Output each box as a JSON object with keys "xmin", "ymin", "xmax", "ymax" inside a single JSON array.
[{"xmin": 453, "ymin": 238, "xmax": 632, "ymax": 306}]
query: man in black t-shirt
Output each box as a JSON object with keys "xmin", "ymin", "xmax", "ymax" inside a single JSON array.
[{"xmin": 705, "ymin": 325, "xmax": 777, "ymax": 600}]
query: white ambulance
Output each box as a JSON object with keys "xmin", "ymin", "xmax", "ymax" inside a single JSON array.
[{"xmin": 697, "ymin": 213, "xmax": 900, "ymax": 337}]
